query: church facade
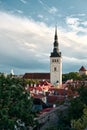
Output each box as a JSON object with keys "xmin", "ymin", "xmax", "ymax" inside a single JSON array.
[{"xmin": 23, "ymin": 27, "xmax": 62, "ymax": 85}]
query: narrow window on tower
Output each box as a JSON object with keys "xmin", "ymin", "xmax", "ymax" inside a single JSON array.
[
  {"xmin": 52, "ymin": 59, "xmax": 54, "ymax": 62},
  {"xmin": 54, "ymin": 67, "xmax": 57, "ymax": 71}
]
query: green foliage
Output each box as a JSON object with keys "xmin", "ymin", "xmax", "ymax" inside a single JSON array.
[
  {"xmin": 0, "ymin": 75, "xmax": 35, "ymax": 129},
  {"xmin": 69, "ymin": 97, "xmax": 85, "ymax": 120},
  {"xmin": 78, "ymin": 86, "xmax": 87, "ymax": 105},
  {"xmin": 68, "ymin": 86, "xmax": 87, "ymax": 130},
  {"xmin": 71, "ymin": 107, "xmax": 87, "ymax": 130},
  {"xmin": 45, "ymin": 79, "xmax": 87, "ymax": 130},
  {"xmin": 62, "ymin": 72, "xmax": 81, "ymax": 82}
]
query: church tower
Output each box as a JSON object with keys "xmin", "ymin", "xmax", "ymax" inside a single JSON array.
[{"xmin": 50, "ymin": 26, "xmax": 62, "ymax": 85}]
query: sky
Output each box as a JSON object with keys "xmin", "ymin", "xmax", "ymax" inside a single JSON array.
[{"xmin": 0, "ymin": 0, "xmax": 87, "ymax": 74}]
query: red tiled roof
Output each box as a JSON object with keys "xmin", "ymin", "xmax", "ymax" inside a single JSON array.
[
  {"xmin": 49, "ymin": 88, "xmax": 65, "ymax": 94},
  {"xmin": 36, "ymin": 86, "xmax": 43, "ymax": 91},
  {"xmin": 47, "ymin": 95, "xmax": 58, "ymax": 103},
  {"xmin": 47, "ymin": 95, "xmax": 65, "ymax": 104},
  {"xmin": 23, "ymin": 73, "xmax": 50, "ymax": 80},
  {"xmin": 39, "ymin": 81, "xmax": 52, "ymax": 86},
  {"xmin": 40, "ymin": 108, "xmax": 53, "ymax": 114},
  {"xmin": 32, "ymin": 94, "xmax": 45, "ymax": 99},
  {"xmin": 79, "ymin": 66, "xmax": 87, "ymax": 71}
]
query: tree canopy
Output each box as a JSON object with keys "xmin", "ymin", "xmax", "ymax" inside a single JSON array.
[{"xmin": 0, "ymin": 75, "xmax": 35, "ymax": 129}]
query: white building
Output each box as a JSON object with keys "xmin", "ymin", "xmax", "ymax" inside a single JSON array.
[
  {"xmin": 79, "ymin": 66, "xmax": 87, "ymax": 75},
  {"xmin": 50, "ymin": 26, "xmax": 62, "ymax": 85}
]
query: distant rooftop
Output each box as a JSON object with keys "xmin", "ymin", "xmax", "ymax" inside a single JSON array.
[
  {"xmin": 23, "ymin": 73, "xmax": 50, "ymax": 81},
  {"xmin": 79, "ymin": 66, "xmax": 87, "ymax": 71}
]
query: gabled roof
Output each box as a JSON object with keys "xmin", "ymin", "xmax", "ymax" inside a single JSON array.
[
  {"xmin": 23, "ymin": 73, "xmax": 50, "ymax": 80},
  {"xmin": 79, "ymin": 66, "xmax": 87, "ymax": 71}
]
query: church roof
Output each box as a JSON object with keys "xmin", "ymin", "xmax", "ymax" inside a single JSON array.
[
  {"xmin": 23, "ymin": 73, "xmax": 50, "ymax": 80},
  {"xmin": 50, "ymin": 51, "xmax": 61, "ymax": 57},
  {"xmin": 79, "ymin": 66, "xmax": 87, "ymax": 71}
]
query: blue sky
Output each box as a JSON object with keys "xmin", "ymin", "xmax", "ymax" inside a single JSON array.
[{"xmin": 0, "ymin": 0, "xmax": 87, "ymax": 74}]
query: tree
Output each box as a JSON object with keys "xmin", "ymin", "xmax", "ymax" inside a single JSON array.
[
  {"xmin": 68, "ymin": 97, "xmax": 85, "ymax": 120},
  {"xmin": 0, "ymin": 75, "xmax": 36, "ymax": 129},
  {"xmin": 62, "ymin": 72, "xmax": 81, "ymax": 82},
  {"xmin": 78, "ymin": 86, "xmax": 87, "ymax": 105},
  {"xmin": 71, "ymin": 107, "xmax": 87, "ymax": 130}
]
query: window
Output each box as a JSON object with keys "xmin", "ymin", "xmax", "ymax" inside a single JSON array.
[
  {"xmin": 55, "ymin": 59, "xmax": 56, "ymax": 62},
  {"xmin": 54, "ymin": 67, "xmax": 57, "ymax": 71},
  {"xmin": 57, "ymin": 59, "xmax": 58, "ymax": 62},
  {"xmin": 52, "ymin": 59, "xmax": 54, "ymax": 62}
]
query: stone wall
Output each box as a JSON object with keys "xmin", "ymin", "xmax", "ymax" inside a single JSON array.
[{"xmin": 34, "ymin": 105, "xmax": 68, "ymax": 130}]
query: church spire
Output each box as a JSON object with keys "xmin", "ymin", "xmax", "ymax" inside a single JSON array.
[
  {"xmin": 50, "ymin": 26, "xmax": 61, "ymax": 57},
  {"xmin": 54, "ymin": 25, "xmax": 58, "ymax": 41},
  {"xmin": 53, "ymin": 25, "xmax": 59, "ymax": 52}
]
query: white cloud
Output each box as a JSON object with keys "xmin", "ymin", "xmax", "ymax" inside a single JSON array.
[
  {"xmin": 38, "ymin": 0, "xmax": 58, "ymax": 15},
  {"xmin": 66, "ymin": 17, "xmax": 79, "ymax": 25},
  {"xmin": 63, "ymin": 56, "xmax": 87, "ymax": 64},
  {"xmin": 82, "ymin": 21, "xmax": 87, "ymax": 26},
  {"xmin": 19, "ymin": 0, "xmax": 27, "ymax": 4},
  {"xmin": 37, "ymin": 14, "xmax": 44, "ymax": 19},
  {"xmin": 24, "ymin": 42, "xmax": 37, "ymax": 49},
  {"xmin": 66, "ymin": 16, "xmax": 87, "ymax": 34},
  {"xmin": 16, "ymin": 9, "xmax": 23, "ymax": 14},
  {"xmin": 78, "ymin": 13, "xmax": 86, "ymax": 16},
  {"xmin": 0, "ymin": 11, "xmax": 87, "ymax": 74},
  {"xmin": 48, "ymin": 6, "xmax": 58, "ymax": 14},
  {"xmin": 0, "ymin": 11, "xmax": 52, "ymax": 73}
]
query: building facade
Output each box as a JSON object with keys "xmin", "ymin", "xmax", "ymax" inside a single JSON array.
[
  {"xmin": 79, "ymin": 66, "xmax": 87, "ymax": 75},
  {"xmin": 50, "ymin": 26, "xmax": 62, "ymax": 85}
]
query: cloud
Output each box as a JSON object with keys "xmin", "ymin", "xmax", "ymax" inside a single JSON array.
[
  {"xmin": 37, "ymin": 14, "xmax": 44, "ymax": 19},
  {"xmin": 66, "ymin": 17, "xmax": 80, "ymax": 32},
  {"xmin": 19, "ymin": 0, "xmax": 27, "ymax": 4},
  {"xmin": 38, "ymin": 0, "xmax": 58, "ymax": 15},
  {"xmin": 15, "ymin": 9, "xmax": 23, "ymax": 14},
  {"xmin": 0, "ymin": 11, "xmax": 87, "ymax": 74},
  {"xmin": 66, "ymin": 17, "xmax": 79, "ymax": 26},
  {"xmin": 0, "ymin": 11, "xmax": 52, "ymax": 74},
  {"xmin": 66, "ymin": 16, "xmax": 87, "ymax": 34},
  {"xmin": 48, "ymin": 7, "xmax": 58, "ymax": 14},
  {"xmin": 82, "ymin": 21, "xmax": 87, "ymax": 26}
]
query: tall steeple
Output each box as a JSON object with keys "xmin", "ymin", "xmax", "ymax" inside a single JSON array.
[
  {"xmin": 54, "ymin": 25, "xmax": 58, "ymax": 41},
  {"xmin": 50, "ymin": 26, "xmax": 61, "ymax": 57},
  {"xmin": 53, "ymin": 25, "xmax": 59, "ymax": 53},
  {"xmin": 50, "ymin": 26, "xmax": 62, "ymax": 85}
]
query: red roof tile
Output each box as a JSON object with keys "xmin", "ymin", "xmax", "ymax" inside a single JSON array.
[
  {"xmin": 79, "ymin": 66, "xmax": 86, "ymax": 71},
  {"xmin": 23, "ymin": 73, "xmax": 50, "ymax": 80},
  {"xmin": 40, "ymin": 108, "xmax": 53, "ymax": 114},
  {"xmin": 32, "ymin": 94, "xmax": 45, "ymax": 99},
  {"xmin": 47, "ymin": 95, "xmax": 65, "ymax": 104}
]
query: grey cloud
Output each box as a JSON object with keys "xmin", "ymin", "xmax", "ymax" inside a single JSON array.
[{"xmin": 0, "ymin": 11, "xmax": 87, "ymax": 74}]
